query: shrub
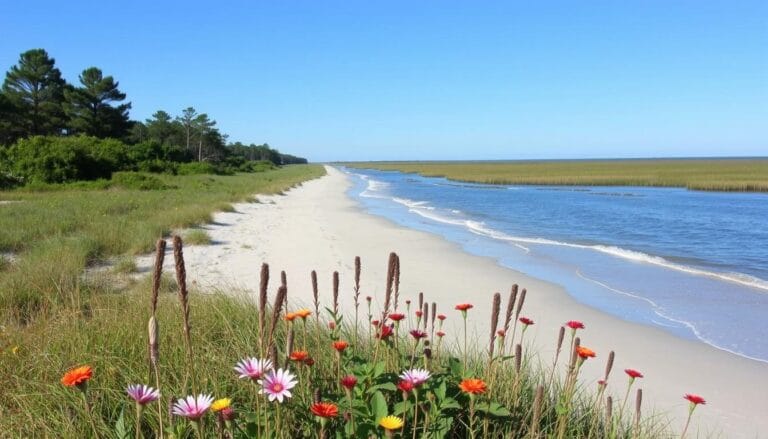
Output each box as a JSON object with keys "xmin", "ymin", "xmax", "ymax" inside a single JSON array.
[
  {"xmin": 177, "ymin": 162, "xmax": 217, "ymax": 175},
  {"xmin": 110, "ymin": 172, "xmax": 169, "ymax": 190},
  {"xmin": 5, "ymin": 136, "xmax": 130, "ymax": 183}
]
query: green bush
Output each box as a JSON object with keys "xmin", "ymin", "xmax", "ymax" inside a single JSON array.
[
  {"xmin": 5, "ymin": 135, "xmax": 130, "ymax": 183},
  {"xmin": 110, "ymin": 172, "xmax": 169, "ymax": 190},
  {"xmin": 176, "ymin": 161, "xmax": 217, "ymax": 175}
]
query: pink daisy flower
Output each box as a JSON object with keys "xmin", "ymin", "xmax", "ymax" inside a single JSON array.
[
  {"xmin": 234, "ymin": 357, "xmax": 273, "ymax": 381},
  {"xmin": 126, "ymin": 384, "xmax": 160, "ymax": 405},
  {"xmin": 399, "ymin": 368, "xmax": 431, "ymax": 387},
  {"xmin": 259, "ymin": 368, "xmax": 297, "ymax": 403},
  {"xmin": 172, "ymin": 394, "xmax": 214, "ymax": 420}
]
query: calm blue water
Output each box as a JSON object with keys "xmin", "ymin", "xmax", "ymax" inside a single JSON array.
[{"xmin": 342, "ymin": 167, "xmax": 768, "ymax": 363}]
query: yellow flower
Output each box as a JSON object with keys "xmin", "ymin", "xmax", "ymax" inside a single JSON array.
[
  {"xmin": 11, "ymin": 346, "xmax": 19, "ymax": 355},
  {"xmin": 379, "ymin": 415, "xmax": 404, "ymax": 430},
  {"xmin": 295, "ymin": 309, "xmax": 312, "ymax": 319},
  {"xmin": 211, "ymin": 398, "xmax": 231, "ymax": 412}
]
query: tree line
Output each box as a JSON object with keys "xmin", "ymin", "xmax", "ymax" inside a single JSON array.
[{"xmin": 0, "ymin": 49, "xmax": 307, "ymax": 186}]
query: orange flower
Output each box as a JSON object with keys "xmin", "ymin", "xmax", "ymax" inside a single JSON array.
[
  {"xmin": 295, "ymin": 309, "xmax": 311, "ymax": 319},
  {"xmin": 459, "ymin": 378, "xmax": 487, "ymax": 395},
  {"xmin": 576, "ymin": 346, "xmax": 596, "ymax": 359},
  {"xmin": 455, "ymin": 303, "xmax": 473, "ymax": 311},
  {"xmin": 310, "ymin": 401, "xmax": 338, "ymax": 418},
  {"xmin": 61, "ymin": 365, "xmax": 93, "ymax": 388},
  {"xmin": 289, "ymin": 350, "xmax": 309, "ymax": 361},
  {"xmin": 285, "ymin": 312, "xmax": 297, "ymax": 322},
  {"xmin": 333, "ymin": 341, "xmax": 349, "ymax": 352}
]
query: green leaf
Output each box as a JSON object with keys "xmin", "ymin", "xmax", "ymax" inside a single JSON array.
[
  {"xmin": 372, "ymin": 361, "xmax": 386, "ymax": 378},
  {"xmin": 435, "ymin": 380, "xmax": 447, "ymax": 401},
  {"xmin": 370, "ymin": 391, "xmax": 388, "ymax": 422},
  {"xmin": 448, "ymin": 357, "xmax": 463, "ymax": 377},
  {"xmin": 113, "ymin": 407, "xmax": 130, "ymax": 439},
  {"xmin": 440, "ymin": 397, "xmax": 461, "ymax": 410},
  {"xmin": 368, "ymin": 382, "xmax": 398, "ymax": 393}
]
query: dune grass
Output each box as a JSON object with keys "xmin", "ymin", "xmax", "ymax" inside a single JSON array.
[
  {"xmin": 0, "ymin": 165, "xmax": 325, "ymax": 323},
  {"xmin": 345, "ymin": 159, "xmax": 768, "ymax": 192}
]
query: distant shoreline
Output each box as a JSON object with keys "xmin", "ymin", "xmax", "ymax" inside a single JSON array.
[{"xmin": 342, "ymin": 158, "xmax": 768, "ymax": 192}]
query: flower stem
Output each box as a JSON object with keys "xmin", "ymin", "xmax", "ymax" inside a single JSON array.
[
  {"xmin": 81, "ymin": 391, "xmax": 101, "ymax": 439},
  {"xmin": 135, "ymin": 403, "xmax": 143, "ymax": 439},
  {"xmin": 412, "ymin": 390, "xmax": 419, "ymax": 439}
]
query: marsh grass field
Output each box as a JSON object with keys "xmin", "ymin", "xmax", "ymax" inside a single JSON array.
[{"xmin": 346, "ymin": 159, "xmax": 768, "ymax": 192}]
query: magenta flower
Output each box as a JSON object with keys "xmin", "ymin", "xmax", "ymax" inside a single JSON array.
[
  {"xmin": 409, "ymin": 329, "xmax": 427, "ymax": 340},
  {"xmin": 172, "ymin": 394, "xmax": 214, "ymax": 420},
  {"xmin": 234, "ymin": 357, "xmax": 273, "ymax": 381},
  {"xmin": 399, "ymin": 368, "xmax": 431, "ymax": 387},
  {"xmin": 259, "ymin": 368, "xmax": 297, "ymax": 403},
  {"xmin": 126, "ymin": 384, "xmax": 160, "ymax": 405}
]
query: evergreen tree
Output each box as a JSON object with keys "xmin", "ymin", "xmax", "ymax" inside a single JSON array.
[
  {"xmin": 65, "ymin": 67, "xmax": 131, "ymax": 138},
  {"xmin": 145, "ymin": 110, "xmax": 176, "ymax": 145},
  {"xmin": 1, "ymin": 48, "xmax": 67, "ymax": 136}
]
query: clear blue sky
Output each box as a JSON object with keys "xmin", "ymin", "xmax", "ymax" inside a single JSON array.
[{"xmin": 1, "ymin": 1, "xmax": 766, "ymax": 162}]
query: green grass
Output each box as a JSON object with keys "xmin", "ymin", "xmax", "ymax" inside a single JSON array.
[
  {"xmin": 183, "ymin": 229, "xmax": 213, "ymax": 245},
  {"xmin": 344, "ymin": 159, "xmax": 768, "ymax": 192},
  {"xmin": 0, "ymin": 165, "xmax": 325, "ymax": 322}
]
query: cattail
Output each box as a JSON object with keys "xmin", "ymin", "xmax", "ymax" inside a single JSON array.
[
  {"xmin": 382, "ymin": 253, "xmax": 397, "ymax": 317},
  {"xmin": 634, "ymin": 388, "xmax": 643, "ymax": 430},
  {"xmin": 280, "ymin": 270, "xmax": 288, "ymax": 308},
  {"xmin": 556, "ymin": 326, "xmax": 565, "ymax": 353},
  {"xmin": 488, "ymin": 292, "xmax": 501, "ymax": 358},
  {"xmin": 270, "ymin": 344, "xmax": 278, "ymax": 369},
  {"xmin": 502, "ymin": 284, "xmax": 518, "ymax": 334},
  {"xmin": 531, "ymin": 385, "xmax": 544, "ymax": 436},
  {"xmin": 332, "ymin": 271, "xmax": 339, "ymax": 315},
  {"xmin": 259, "ymin": 263, "xmax": 270, "ymax": 341},
  {"xmin": 569, "ymin": 337, "xmax": 581, "ymax": 371},
  {"xmin": 151, "ymin": 239, "xmax": 166, "ymax": 315},
  {"xmin": 393, "ymin": 254, "xmax": 400, "ymax": 311},
  {"xmin": 604, "ymin": 351, "xmax": 615, "ymax": 382},
  {"xmin": 148, "ymin": 315, "xmax": 159, "ymax": 366},
  {"xmin": 172, "ymin": 236, "xmax": 192, "ymax": 356},
  {"xmin": 354, "ymin": 256, "xmax": 361, "ymax": 301},
  {"xmin": 313, "ymin": 388, "xmax": 321, "ymax": 404},
  {"xmin": 418, "ymin": 292, "xmax": 424, "ymax": 314},
  {"xmin": 515, "ymin": 288, "xmax": 527, "ymax": 318},
  {"xmin": 430, "ymin": 302, "xmax": 437, "ymax": 336},
  {"xmin": 311, "ymin": 270, "xmax": 319, "ymax": 319},
  {"xmin": 422, "ymin": 302, "xmax": 429, "ymax": 330},
  {"xmin": 606, "ymin": 396, "xmax": 613, "ymax": 424},
  {"xmin": 514, "ymin": 343, "xmax": 523, "ymax": 374},
  {"xmin": 267, "ymin": 286, "xmax": 288, "ymax": 349}
]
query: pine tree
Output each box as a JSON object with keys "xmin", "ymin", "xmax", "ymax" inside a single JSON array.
[
  {"xmin": 1, "ymin": 48, "xmax": 67, "ymax": 137},
  {"xmin": 65, "ymin": 67, "xmax": 131, "ymax": 138}
]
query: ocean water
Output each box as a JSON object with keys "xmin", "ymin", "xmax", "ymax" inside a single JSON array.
[{"xmin": 342, "ymin": 167, "xmax": 768, "ymax": 363}]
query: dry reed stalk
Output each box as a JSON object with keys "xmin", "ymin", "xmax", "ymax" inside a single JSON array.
[
  {"xmin": 266, "ymin": 286, "xmax": 287, "ymax": 351},
  {"xmin": 530, "ymin": 385, "xmax": 544, "ymax": 438},
  {"xmin": 269, "ymin": 345, "xmax": 279, "ymax": 371},
  {"xmin": 259, "ymin": 263, "xmax": 269, "ymax": 355},
  {"xmin": 418, "ymin": 292, "xmax": 424, "ymax": 316},
  {"xmin": 548, "ymin": 326, "xmax": 566, "ymax": 386},
  {"xmin": 604, "ymin": 350, "xmax": 615, "ymax": 382},
  {"xmin": 280, "ymin": 270, "xmax": 287, "ymax": 309},
  {"xmin": 311, "ymin": 270, "xmax": 319, "ymax": 320},
  {"xmin": 172, "ymin": 235, "xmax": 196, "ymax": 393},
  {"xmin": 393, "ymin": 254, "xmax": 400, "ymax": 311},
  {"xmin": 488, "ymin": 293, "xmax": 501, "ymax": 361},
  {"xmin": 332, "ymin": 271, "xmax": 339, "ymax": 315},
  {"xmin": 353, "ymin": 256, "xmax": 361, "ymax": 347},
  {"xmin": 430, "ymin": 302, "xmax": 437, "ymax": 339},
  {"xmin": 148, "ymin": 314, "xmax": 163, "ymax": 436},
  {"xmin": 422, "ymin": 302, "xmax": 429, "ymax": 330},
  {"xmin": 150, "ymin": 239, "xmax": 166, "ymax": 315},
  {"xmin": 501, "ymin": 285, "xmax": 518, "ymax": 355},
  {"xmin": 509, "ymin": 288, "xmax": 527, "ymax": 347},
  {"xmin": 606, "ymin": 396, "xmax": 613, "ymax": 425},
  {"xmin": 382, "ymin": 253, "xmax": 397, "ymax": 320}
]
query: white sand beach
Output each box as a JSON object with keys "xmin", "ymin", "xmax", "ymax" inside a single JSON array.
[{"xmin": 138, "ymin": 166, "xmax": 767, "ymax": 438}]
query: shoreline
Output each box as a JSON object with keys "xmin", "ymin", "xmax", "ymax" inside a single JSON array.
[{"xmin": 138, "ymin": 165, "xmax": 768, "ymax": 438}]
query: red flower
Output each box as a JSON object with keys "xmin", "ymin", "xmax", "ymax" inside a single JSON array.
[
  {"xmin": 455, "ymin": 303, "xmax": 473, "ymax": 311},
  {"xmin": 333, "ymin": 341, "xmax": 349, "ymax": 352},
  {"xmin": 61, "ymin": 365, "xmax": 93, "ymax": 388},
  {"xmin": 341, "ymin": 375, "xmax": 358, "ymax": 390},
  {"xmin": 597, "ymin": 379, "xmax": 607, "ymax": 387},
  {"xmin": 437, "ymin": 314, "xmax": 446, "ymax": 321},
  {"xmin": 436, "ymin": 331, "xmax": 445, "ymax": 338},
  {"xmin": 366, "ymin": 296, "xmax": 372, "ymax": 302},
  {"xmin": 328, "ymin": 322, "xmax": 336, "ymax": 330},
  {"xmin": 415, "ymin": 310, "xmax": 423, "ymax": 318},
  {"xmin": 519, "ymin": 317, "xmax": 534, "ymax": 326},
  {"xmin": 566, "ymin": 320, "xmax": 585, "ymax": 330},
  {"xmin": 389, "ymin": 313, "xmax": 405, "ymax": 322},
  {"xmin": 290, "ymin": 351, "xmax": 309, "ymax": 362},
  {"xmin": 371, "ymin": 320, "xmax": 380, "ymax": 327},
  {"xmin": 409, "ymin": 329, "xmax": 427, "ymax": 340},
  {"xmin": 405, "ymin": 300, "xmax": 411, "ymax": 305},
  {"xmin": 496, "ymin": 329, "xmax": 506, "ymax": 337},
  {"xmin": 397, "ymin": 380, "xmax": 415, "ymax": 393},
  {"xmin": 684, "ymin": 394, "xmax": 706, "ymax": 405},
  {"xmin": 576, "ymin": 346, "xmax": 596, "ymax": 359},
  {"xmin": 304, "ymin": 357, "xmax": 315, "ymax": 367},
  {"xmin": 310, "ymin": 402, "xmax": 339, "ymax": 418},
  {"xmin": 625, "ymin": 369, "xmax": 643, "ymax": 379},
  {"xmin": 376, "ymin": 324, "xmax": 394, "ymax": 340}
]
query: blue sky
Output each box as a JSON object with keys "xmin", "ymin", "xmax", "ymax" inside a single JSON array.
[{"xmin": 1, "ymin": 1, "xmax": 766, "ymax": 161}]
